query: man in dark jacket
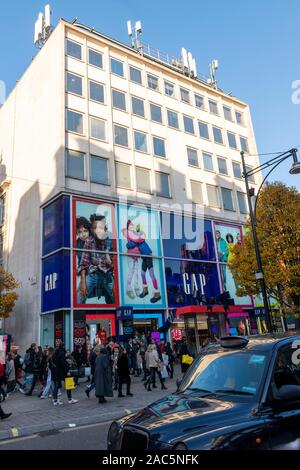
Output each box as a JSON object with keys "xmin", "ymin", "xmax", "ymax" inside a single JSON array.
[
  {"xmin": 52, "ymin": 341, "xmax": 68, "ymax": 405},
  {"xmin": 94, "ymin": 346, "xmax": 113, "ymax": 403},
  {"xmin": 25, "ymin": 344, "xmax": 42, "ymax": 396},
  {"xmin": 117, "ymin": 348, "xmax": 133, "ymax": 397},
  {"xmin": 85, "ymin": 347, "xmax": 97, "ymax": 398}
]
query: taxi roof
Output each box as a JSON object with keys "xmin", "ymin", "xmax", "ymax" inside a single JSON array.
[{"xmin": 222, "ymin": 333, "xmax": 300, "ymax": 353}]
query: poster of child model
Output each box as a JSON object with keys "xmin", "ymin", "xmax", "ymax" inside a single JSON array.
[
  {"xmin": 118, "ymin": 204, "xmax": 166, "ymax": 308},
  {"xmin": 214, "ymin": 222, "xmax": 252, "ymax": 306}
]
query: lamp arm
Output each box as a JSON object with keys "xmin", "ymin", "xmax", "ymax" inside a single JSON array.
[{"xmin": 253, "ymin": 156, "xmax": 287, "ymax": 219}]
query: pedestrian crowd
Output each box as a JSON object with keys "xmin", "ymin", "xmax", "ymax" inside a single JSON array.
[{"xmin": 0, "ymin": 336, "xmax": 197, "ymax": 419}]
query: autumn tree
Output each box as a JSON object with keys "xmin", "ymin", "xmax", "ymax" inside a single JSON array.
[
  {"xmin": 229, "ymin": 182, "xmax": 300, "ymax": 324},
  {"xmin": 0, "ymin": 267, "xmax": 19, "ymax": 319}
]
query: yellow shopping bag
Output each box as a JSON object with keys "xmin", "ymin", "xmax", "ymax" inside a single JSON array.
[
  {"xmin": 182, "ymin": 354, "xmax": 193, "ymax": 365},
  {"xmin": 65, "ymin": 377, "xmax": 75, "ymax": 391}
]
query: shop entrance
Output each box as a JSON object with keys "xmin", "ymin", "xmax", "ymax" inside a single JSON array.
[
  {"xmin": 133, "ymin": 318, "xmax": 158, "ymax": 337},
  {"xmin": 85, "ymin": 313, "xmax": 116, "ymax": 348}
]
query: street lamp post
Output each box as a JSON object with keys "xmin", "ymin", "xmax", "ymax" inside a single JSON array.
[{"xmin": 241, "ymin": 148, "xmax": 300, "ymax": 334}]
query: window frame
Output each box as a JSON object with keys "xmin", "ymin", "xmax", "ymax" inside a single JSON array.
[
  {"xmin": 240, "ymin": 136, "xmax": 249, "ymax": 153},
  {"xmin": 129, "ymin": 65, "xmax": 142, "ymax": 85},
  {"xmin": 212, "ymin": 126, "xmax": 224, "ymax": 145},
  {"xmin": 232, "ymin": 161, "xmax": 243, "ymax": 179},
  {"xmin": 198, "ymin": 121, "xmax": 210, "ymax": 140},
  {"xmin": 110, "ymin": 57, "xmax": 125, "ymax": 77},
  {"xmin": 237, "ymin": 191, "xmax": 248, "ymax": 214},
  {"xmin": 164, "ymin": 80, "xmax": 175, "ymax": 98},
  {"xmin": 66, "ymin": 39, "xmax": 82, "ymax": 61},
  {"xmin": 66, "ymin": 71, "xmax": 83, "ymax": 97},
  {"xmin": 190, "ymin": 180, "xmax": 204, "ymax": 205},
  {"xmin": 217, "ymin": 157, "xmax": 228, "ymax": 175},
  {"xmin": 209, "ymin": 99, "xmax": 219, "ymax": 115},
  {"xmin": 90, "ymin": 155, "xmax": 109, "ymax": 185},
  {"xmin": 155, "ymin": 172, "xmax": 171, "ymax": 198},
  {"xmin": 89, "ymin": 116, "xmax": 107, "ymax": 142},
  {"xmin": 187, "ymin": 147, "xmax": 199, "ymax": 167},
  {"xmin": 147, "ymin": 73, "xmax": 159, "ymax": 92},
  {"xmin": 150, "ymin": 103, "xmax": 163, "ymax": 124},
  {"xmin": 89, "ymin": 80, "xmax": 105, "ymax": 104},
  {"xmin": 115, "ymin": 161, "xmax": 132, "ymax": 189},
  {"xmin": 131, "ymin": 96, "xmax": 145, "ymax": 118},
  {"xmin": 206, "ymin": 184, "xmax": 220, "ymax": 208},
  {"xmin": 113, "ymin": 124, "xmax": 129, "ymax": 148},
  {"xmin": 66, "ymin": 109, "xmax": 84, "ymax": 135},
  {"xmin": 66, "ymin": 149, "xmax": 86, "ymax": 181},
  {"xmin": 195, "ymin": 93, "xmax": 206, "ymax": 110},
  {"xmin": 88, "ymin": 48, "xmax": 103, "ymax": 69},
  {"xmin": 167, "ymin": 109, "xmax": 180, "ymax": 130},
  {"xmin": 202, "ymin": 152, "xmax": 215, "ymax": 172},
  {"xmin": 112, "ymin": 88, "xmax": 127, "ymax": 112},
  {"xmin": 227, "ymin": 131, "xmax": 238, "ymax": 149},
  {"xmin": 183, "ymin": 115, "xmax": 195, "ymax": 134},
  {"xmin": 136, "ymin": 167, "xmax": 152, "ymax": 194},
  {"xmin": 134, "ymin": 130, "xmax": 148, "ymax": 154},
  {"xmin": 221, "ymin": 187, "xmax": 235, "ymax": 211},
  {"xmin": 153, "ymin": 136, "xmax": 166, "ymax": 158},
  {"xmin": 180, "ymin": 87, "xmax": 190, "ymax": 104},
  {"xmin": 235, "ymin": 110, "xmax": 244, "ymax": 125},
  {"xmin": 223, "ymin": 105, "xmax": 233, "ymax": 121}
]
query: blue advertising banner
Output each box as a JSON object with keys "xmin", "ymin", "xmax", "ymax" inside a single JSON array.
[
  {"xmin": 41, "ymin": 251, "xmax": 71, "ymax": 312},
  {"xmin": 161, "ymin": 213, "xmax": 216, "ymax": 261},
  {"xmin": 165, "ymin": 259, "xmax": 221, "ymax": 308},
  {"xmin": 43, "ymin": 196, "xmax": 70, "ymax": 256}
]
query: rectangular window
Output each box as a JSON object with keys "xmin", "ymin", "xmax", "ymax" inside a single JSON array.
[
  {"xmin": 0, "ymin": 196, "xmax": 5, "ymax": 226},
  {"xmin": 232, "ymin": 161, "xmax": 242, "ymax": 179},
  {"xmin": 110, "ymin": 58, "xmax": 124, "ymax": 77},
  {"xmin": 165, "ymin": 81, "xmax": 175, "ymax": 97},
  {"xmin": 66, "ymin": 109, "xmax": 83, "ymax": 134},
  {"xmin": 129, "ymin": 66, "xmax": 142, "ymax": 84},
  {"xmin": 191, "ymin": 181, "xmax": 203, "ymax": 204},
  {"xmin": 235, "ymin": 110, "xmax": 244, "ymax": 125},
  {"xmin": 237, "ymin": 191, "xmax": 248, "ymax": 214},
  {"xmin": 199, "ymin": 121, "xmax": 210, "ymax": 139},
  {"xmin": 240, "ymin": 136, "xmax": 249, "ymax": 153},
  {"xmin": 221, "ymin": 187, "xmax": 234, "ymax": 211},
  {"xmin": 66, "ymin": 40, "xmax": 82, "ymax": 60},
  {"xmin": 217, "ymin": 157, "xmax": 228, "ymax": 175},
  {"xmin": 89, "ymin": 81, "xmax": 104, "ymax": 103},
  {"xmin": 88, "ymin": 49, "xmax": 103, "ymax": 68},
  {"xmin": 180, "ymin": 87, "xmax": 190, "ymax": 103},
  {"xmin": 66, "ymin": 72, "xmax": 83, "ymax": 96},
  {"xmin": 203, "ymin": 152, "xmax": 214, "ymax": 171},
  {"xmin": 136, "ymin": 167, "xmax": 152, "ymax": 194},
  {"xmin": 131, "ymin": 96, "xmax": 145, "ymax": 117},
  {"xmin": 209, "ymin": 100, "xmax": 219, "ymax": 115},
  {"xmin": 187, "ymin": 147, "xmax": 199, "ymax": 167},
  {"xmin": 66, "ymin": 149, "xmax": 85, "ymax": 180},
  {"xmin": 114, "ymin": 125, "xmax": 128, "ymax": 147},
  {"xmin": 223, "ymin": 105, "xmax": 233, "ymax": 121},
  {"xmin": 246, "ymin": 165, "xmax": 255, "ymax": 183},
  {"xmin": 153, "ymin": 137, "xmax": 166, "ymax": 158},
  {"xmin": 150, "ymin": 103, "xmax": 163, "ymax": 123},
  {"xmin": 91, "ymin": 156, "xmax": 109, "ymax": 185},
  {"xmin": 228, "ymin": 131, "xmax": 237, "ymax": 149},
  {"xmin": 213, "ymin": 126, "xmax": 223, "ymax": 144},
  {"xmin": 156, "ymin": 172, "xmax": 171, "ymax": 198},
  {"xmin": 207, "ymin": 185, "xmax": 220, "ymax": 208},
  {"xmin": 134, "ymin": 131, "xmax": 148, "ymax": 153},
  {"xmin": 195, "ymin": 94, "xmax": 205, "ymax": 110},
  {"xmin": 183, "ymin": 115, "xmax": 194, "ymax": 134},
  {"xmin": 112, "ymin": 89, "xmax": 126, "ymax": 111},
  {"xmin": 115, "ymin": 162, "xmax": 132, "ymax": 189},
  {"xmin": 167, "ymin": 110, "xmax": 179, "ymax": 129},
  {"xmin": 90, "ymin": 117, "xmax": 106, "ymax": 141},
  {"xmin": 147, "ymin": 74, "xmax": 159, "ymax": 91}
]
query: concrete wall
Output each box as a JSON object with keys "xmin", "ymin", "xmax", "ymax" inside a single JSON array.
[{"xmin": 0, "ymin": 22, "xmax": 65, "ymax": 352}]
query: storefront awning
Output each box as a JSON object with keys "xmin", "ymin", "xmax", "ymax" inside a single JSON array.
[{"xmin": 175, "ymin": 305, "xmax": 245, "ymax": 316}]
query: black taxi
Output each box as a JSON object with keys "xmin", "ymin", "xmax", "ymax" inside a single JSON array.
[{"xmin": 107, "ymin": 335, "xmax": 300, "ymax": 450}]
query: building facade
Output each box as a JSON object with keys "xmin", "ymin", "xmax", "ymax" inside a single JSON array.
[{"xmin": 0, "ymin": 19, "xmax": 262, "ymax": 352}]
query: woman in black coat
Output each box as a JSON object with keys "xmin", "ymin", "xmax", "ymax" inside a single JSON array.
[
  {"xmin": 117, "ymin": 349, "xmax": 133, "ymax": 398},
  {"xmin": 94, "ymin": 346, "xmax": 113, "ymax": 403}
]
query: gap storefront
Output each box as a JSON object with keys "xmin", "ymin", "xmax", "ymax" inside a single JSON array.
[{"xmin": 41, "ymin": 194, "xmax": 255, "ymax": 352}]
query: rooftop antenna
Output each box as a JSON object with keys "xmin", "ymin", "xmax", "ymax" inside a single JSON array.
[
  {"xmin": 34, "ymin": 4, "xmax": 53, "ymax": 49},
  {"xmin": 209, "ymin": 59, "xmax": 219, "ymax": 89},
  {"xmin": 126, "ymin": 20, "xmax": 143, "ymax": 52}
]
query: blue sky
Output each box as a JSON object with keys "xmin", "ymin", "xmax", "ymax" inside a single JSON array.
[{"xmin": 1, "ymin": 0, "xmax": 299, "ymax": 189}]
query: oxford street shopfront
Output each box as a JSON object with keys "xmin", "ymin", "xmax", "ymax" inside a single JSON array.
[{"xmin": 40, "ymin": 193, "xmax": 257, "ymax": 353}]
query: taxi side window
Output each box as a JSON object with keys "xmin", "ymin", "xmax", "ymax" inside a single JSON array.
[{"xmin": 273, "ymin": 343, "xmax": 300, "ymax": 390}]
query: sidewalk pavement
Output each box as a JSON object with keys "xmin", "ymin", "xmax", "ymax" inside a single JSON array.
[{"xmin": 0, "ymin": 368, "xmax": 181, "ymax": 442}]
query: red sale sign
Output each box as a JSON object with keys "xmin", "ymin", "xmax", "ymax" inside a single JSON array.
[{"xmin": 171, "ymin": 329, "xmax": 182, "ymax": 341}]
